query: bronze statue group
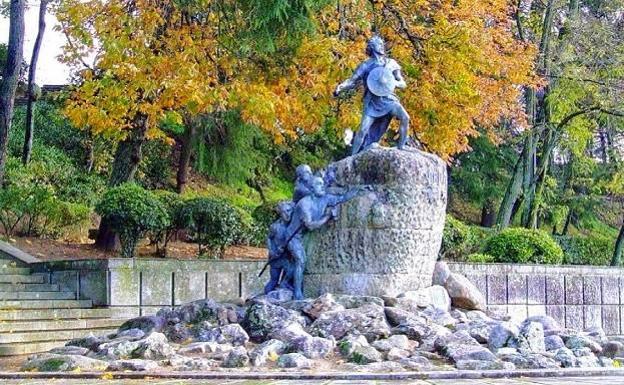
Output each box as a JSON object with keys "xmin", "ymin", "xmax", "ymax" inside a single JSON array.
[
  {"xmin": 262, "ymin": 165, "xmax": 362, "ymax": 300},
  {"xmin": 261, "ymin": 35, "xmax": 413, "ymax": 300}
]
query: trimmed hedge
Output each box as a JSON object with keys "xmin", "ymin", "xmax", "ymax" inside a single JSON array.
[
  {"xmin": 440, "ymin": 215, "xmax": 492, "ymax": 261},
  {"xmin": 180, "ymin": 197, "xmax": 244, "ymax": 258},
  {"xmin": 483, "ymin": 227, "xmax": 564, "ymax": 264},
  {"xmin": 555, "ymin": 235, "xmax": 613, "ymax": 266},
  {"xmin": 96, "ymin": 183, "xmax": 169, "ymax": 258}
]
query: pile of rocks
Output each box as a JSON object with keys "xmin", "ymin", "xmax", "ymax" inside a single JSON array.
[{"xmin": 22, "ymin": 263, "xmax": 624, "ymax": 373}]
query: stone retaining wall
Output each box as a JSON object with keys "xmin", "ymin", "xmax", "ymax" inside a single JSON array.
[
  {"xmin": 449, "ymin": 263, "xmax": 624, "ymax": 335},
  {"xmin": 34, "ymin": 259, "xmax": 265, "ymax": 318},
  {"xmin": 36, "ymin": 259, "xmax": 624, "ymax": 334}
]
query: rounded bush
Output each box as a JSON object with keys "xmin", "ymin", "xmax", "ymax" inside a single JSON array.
[
  {"xmin": 249, "ymin": 201, "xmax": 280, "ymax": 245},
  {"xmin": 180, "ymin": 197, "xmax": 243, "ymax": 257},
  {"xmin": 152, "ymin": 190, "xmax": 186, "ymax": 256},
  {"xmin": 483, "ymin": 228, "xmax": 564, "ymax": 265},
  {"xmin": 555, "ymin": 235, "xmax": 612, "ymax": 266},
  {"xmin": 96, "ymin": 183, "xmax": 169, "ymax": 258},
  {"xmin": 440, "ymin": 215, "xmax": 492, "ymax": 261},
  {"xmin": 440, "ymin": 215, "xmax": 469, "ymax": 258}
]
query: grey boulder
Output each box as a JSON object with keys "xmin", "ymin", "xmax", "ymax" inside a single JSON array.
[
  {"xmin": 444, "ymin": 273, "xmax": 486, "ymax": 311},
  {"xmin": 309, "ymin": 304, "xmax": 390, "ymax": 342},
  {"xmin": 22, "ymin": 353, "xmax": 108, "ymax": 372},
  {"xmin": 222, "ymin": 346, "xmax": 249, "ymax": 368},
  {"xmin": 277, "ymin": 353, "xmax": 312, "ymax": 368}
]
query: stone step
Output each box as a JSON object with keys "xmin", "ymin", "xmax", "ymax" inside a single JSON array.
[
  {"xmin": 0, "ymin": 340, "xmax": 65, "ymax": 356},
  {"xmin": 0, "ymin": 274, "xmax": 47, "ymax": 284},
  {"xmin": 0, "ymin": 299, "xmax": 92, "ymax": 310},
  {"xmin": 0, "ymin": 291, "xmax": 75, "ymax": 300},
  {"xmin": 0, "ymin": 325, "xmax": 119, "ymax": 356},
  {"xmin": 0, "ymin": 327, "xmax": 118, "ymax": 344},
  {"xmin": 0, "ymin": 318, "xmax": 124, "ymax": 333},
  {"xmin": 0, "ymin": 307, "xmax": 113, "ymax": 321},
  {"xmin": 0, "ymin": 283, "xmax": 60, "ymax": 292},
  {"xmin": 0, "ymin": 267, "xmax": 30, "ymax": 275}
]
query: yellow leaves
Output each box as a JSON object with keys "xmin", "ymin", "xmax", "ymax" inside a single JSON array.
[
  {"xmin": 59, "ymin": 0, "xmax": 538, "ymax": 160},
  {"xmin": 100, "ymin": 372, "xmax": 114, "ymax": 380}
]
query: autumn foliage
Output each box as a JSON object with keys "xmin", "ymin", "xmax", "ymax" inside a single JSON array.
[{"xmin": 57, "ymin": 0, "xmax": 539, "ymax": 159}]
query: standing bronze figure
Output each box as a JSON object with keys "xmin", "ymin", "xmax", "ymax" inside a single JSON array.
[{"xmin": 334, "ymin": 35, "xmax": 410, "ymax": 155}]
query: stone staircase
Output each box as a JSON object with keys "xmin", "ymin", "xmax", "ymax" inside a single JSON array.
[{"xmin": 0, "ymin": 257, "xmax": 126, "ymax": 356}]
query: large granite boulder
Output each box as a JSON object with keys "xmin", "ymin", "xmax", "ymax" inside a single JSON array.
[
  {"xmin": 304, "ymin": 147, "xmax": 447, "ymax": 297},
  {"xmin": 308, "ymin": 304, "xmax": 391, "ymax": 342}
]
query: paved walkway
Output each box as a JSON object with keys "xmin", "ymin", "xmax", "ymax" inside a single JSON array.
[{"xmin": 3, "ymin": 378, "xmax": 624, "ymax": 384}]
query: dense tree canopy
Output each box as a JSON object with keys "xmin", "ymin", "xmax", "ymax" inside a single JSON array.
[{"xmin": 57, "ymin": 0, "xmax": 539, "ymax": 159}]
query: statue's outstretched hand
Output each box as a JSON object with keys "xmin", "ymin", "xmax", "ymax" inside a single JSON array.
[{"xmin": 333, "ymin": 85, "xmax": 343, "ymax": 98}]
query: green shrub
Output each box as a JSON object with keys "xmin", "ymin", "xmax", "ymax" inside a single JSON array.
[
  {"xmin": 440, "ymin": 215, "xmax": 469, "ymax": 259},
  {"xmin": 555, "ymin": 235, "xmax": 613, "ymax": 266},
  {"xmin": 96, "ymin": 184, "xmax": 169, "ymax": 258},
  {"xmin": 180, "ymin": 197, "xmax": 243, "ymax": 257},
  {"xmin": 483, "ymin": 228, "xmax": 564, "ymax": 264},
  {"xmin": 440, "ymin": 215, "xmax": 492, "ymax": 261},
  {"xmin": 45, "ymin": 201, "xmax": 91, "ymax": 238},
  {"xmin": 249, "ymin": 201, "xmax": 280, "ymax": 246},
  {"xmin": 0, "ymin": 183, "xmax": 90, "ymax": 238},
  {"xmin": 151, "ymin": 190, "xmax": 186, "ymax": 256},
  {"xmin": 467, "ymin": 253, "xmax": 496, "ymax": 263},
  {"xmin": 4, "ymin": 146, "xmax": 106, "ymax": 207}
]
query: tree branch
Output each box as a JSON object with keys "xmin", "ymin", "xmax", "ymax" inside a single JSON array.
[
  {"xmin": 515, "ymin": 0, "xmax": 526, "ymax": 42},
  {"xmin": 546, "ymin": 74, "xmax": 624, "ymax": 90}
]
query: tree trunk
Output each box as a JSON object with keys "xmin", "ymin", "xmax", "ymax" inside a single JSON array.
[
  {"xmin": 562, "ymin": 208, "xmax": 573, "ymax": 235},
  {"xmin": 85, "ymin": 138, "xmax": 94, "ymax": 173},
  {"xmin": 510, "ymin": 196, "xmax": 524, "ymax": 225},
  {"xmin": 611, "ymin": 221, "xmax": 624, "ymax": 266},
  {"xmin": 22, "ymin": 0, "xmax": 48, "ymax": 165},
  {"xmin": 0, "ymin": 0, "xmax": 26, "ymax": 185},
  {"xmin": 108, "ymin": 114, "xmax": 148, "ymax": 187},
  {"xmin": 95, "ymin": 114, "xmax": 148, "ymax": 250},
  {"xmin": 497, "ymin": 143, "xmax": 526, "ymax": 228},
  {"xmin": 176, "ymin": 116, "xmax": 196, "ymax": 194},
  {"xmin": 480, "ymin": 199, "xmax": 497, "ymax": 228}
]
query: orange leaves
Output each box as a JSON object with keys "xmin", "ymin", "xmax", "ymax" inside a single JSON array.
[
  {"xmin": 58, "ymin": 0, "xmax": 538, "ymax": 160},
  {"xmin": 316, "ymin": 0, "xmax": 540, "ymax": 159}
]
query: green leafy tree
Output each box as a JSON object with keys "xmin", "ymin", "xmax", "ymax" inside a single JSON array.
[{"xmin": 451, "ymin": 135, "xmax": 516, "ymax": 227}]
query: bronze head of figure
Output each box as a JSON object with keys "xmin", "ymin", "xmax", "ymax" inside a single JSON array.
[{"xmin": 366, "ymin": 35, "xmax": 386, "ymax": 57}]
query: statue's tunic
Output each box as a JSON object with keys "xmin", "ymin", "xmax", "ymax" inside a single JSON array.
[
  {"xmin": 355, "ymin": 58, "xmax": 402, "ymax": 118},
  {"xmin": 354, "ymin": 58, "xmax": 403, "ymax": 146}
]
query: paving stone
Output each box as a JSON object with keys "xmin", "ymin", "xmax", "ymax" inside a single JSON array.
[
  {"xmin": 465, "ymin": 274, "xmax": 487, "ymax": 297},
  {"xmin": 565, "ymin": 276, "xmax": 584, "ymax": 305},
  {"xmin": 565, "ymin": 306, "xmax": 583, "ymax": 330},
  {"xmin": 602, "ymin": 305, "xmax": 620, "ymax": 335},
  {"xmin": 546, "ymin": 305, "xmax": 565, "ymax": 327},
  {"xmin": 584, "ymin": 305, "xmax": 602, "ymax": 329}
]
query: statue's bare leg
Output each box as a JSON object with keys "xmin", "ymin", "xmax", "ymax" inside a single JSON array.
[
  {"xmin": 392, "ymin": 104, "xmax": 410, "ymax": 149},
  {"xmin": 287, "ymin": 237, "xmax": 306, "ymax": 300},
  {"xmin": 351, "ymin": 115, "xmax": 375, "ymax": 155}
]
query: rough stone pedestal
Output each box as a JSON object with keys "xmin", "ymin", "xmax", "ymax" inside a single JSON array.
[{"xmin": 304, "ymin": 147, "xmax": 447, "ymax": 297}]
